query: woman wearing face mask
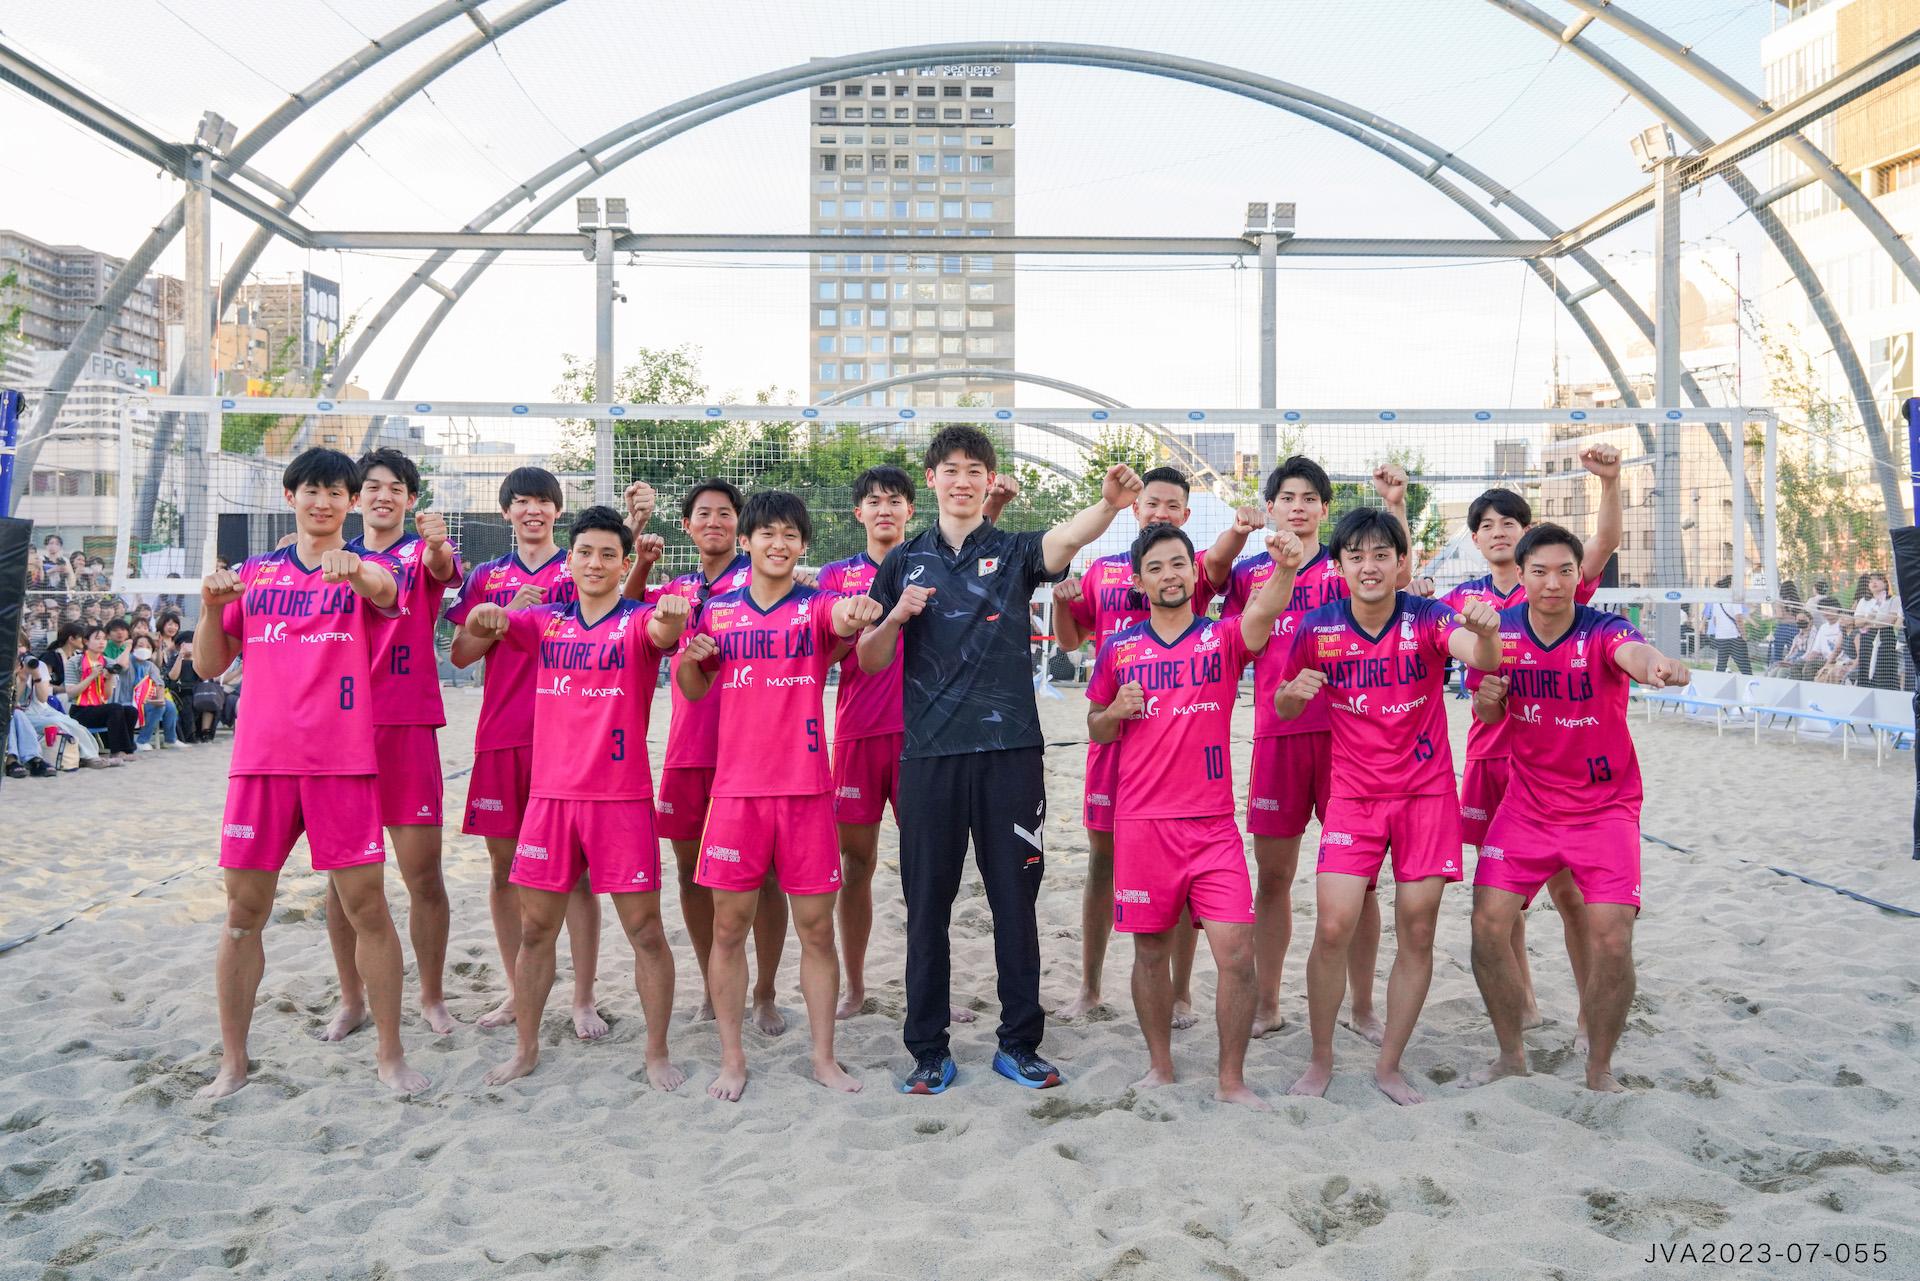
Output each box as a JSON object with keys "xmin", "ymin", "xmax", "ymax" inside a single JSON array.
[{"xmin": 128, "ymin": 638, "xmax": 182, "ymax": 750}]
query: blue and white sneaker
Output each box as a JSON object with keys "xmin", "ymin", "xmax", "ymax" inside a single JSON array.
[
  {"xmin": 992, "ymin": 1047, "xmax": 1062, "ymax": 1089},
  {"xmin": 900, "ymin": 1050, "xmax": 957, "ymax": 1095}
]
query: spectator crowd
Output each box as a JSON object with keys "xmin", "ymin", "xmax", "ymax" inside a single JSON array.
[{"xmin": 1691, "ymin": 570, "xmax": 1909, "ymax": 690}]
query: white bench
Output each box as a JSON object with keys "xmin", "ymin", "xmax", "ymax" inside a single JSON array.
[{"xmin": 1634, "ymin": 673, "xmax": 1915, "ymax": 765}]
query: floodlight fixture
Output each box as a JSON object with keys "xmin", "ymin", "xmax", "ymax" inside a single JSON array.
[
  {"xmin": 576, "ymin": 197, "xmax": 600, "ymax": 231},
  {"xmin": 194, "ymin": 111, "xmax": 230, "ymax": 151},
  {"xmin": 1270, "ymin": 202, "xmax": 1296, "ymax": 233},
  {"xmin": 1244, "ymin": 202, "xmax": 1268, "ymax": 234},
  {"xmin": 603, "ymin": 197, "xmax": 630, "ymax": 230},
  {"xmin": 1628, "ymin": 124, "xmax": 1677, "ymax": 173}
]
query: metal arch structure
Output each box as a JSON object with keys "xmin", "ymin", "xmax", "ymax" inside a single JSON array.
[
  {"xmin": 814, "ymin": 366, "xmax": 1232, "ymax": 494},
  {"xmin": 7, "ymin": 0, "xmax": 502, "ymax": 515},
  {"xmin": 323, "ymin": 41, "xmax": 1669, "ymax": 434},
  {"xmin": 1489, "ymin": 0, "xmax": 1905, "ymax": 524}
]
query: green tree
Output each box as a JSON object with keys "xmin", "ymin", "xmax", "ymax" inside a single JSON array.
[
  {"xmin": 1070, "ymin": 425, "xmax": 1156, "ymax": 510},
  {"xmin": 1326, "ymin": 447, "xmax": 1444, "ymax": 558},
  {"xmin": 0, "ymin": 267, "xmax": 24, "ymax": 368},
  {"xmin": 550, "ymin": 344, "xmax": 721, "ymax": 488},
  {"xmin": 219, "ymin": 314, "xmax": 361, "ymax": 454}
]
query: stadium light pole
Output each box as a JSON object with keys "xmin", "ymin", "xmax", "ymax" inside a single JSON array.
[
  {"xmin": 179, "ymin": 111, "xmax": 230, "ymax": 618},
  {"xmin": 1246, "ymin": 201, "xmax": 1294, "ymax": 476},
  {"xmin": 578, "ymin": 196, "xmax": 628, "ymax": 507},
  {"xmin": 1634, "ymin": 124, "xmax": 1686, "ymax": 655}
]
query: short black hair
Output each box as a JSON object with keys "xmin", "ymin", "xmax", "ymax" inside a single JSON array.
[
  {"xmin": 853, "ymin": 465, "xmax": 915, "ymax": 504},
  {"xmin": 681, "ymin": 477, "xmax": 743, "ymax": 522},
  {"xmin": 106, "ymin": 619, "xmax": 130, "ymax": 635},
  {"xmin": 923, "ymin": 425, "xmax": 997, "ymax": 473},
  {"xmin": 1514, "ymin": 522, "xmax": 1584, "ymax": 569},
  {"xmin": 568, "ymin": 504, "xmax": 634, "ymax": 556},
  {"xmin": 1330, "ymin": 507, "xmax": 1408, "ymax": 560},
  {"xmin": 1140, "ymin": 466, "xmax": 1191, "ymax": 497},
  {"xmin": 358, "ymin": 447, "xmax": 422, "ymax": 496},
  {"xmin": 1468, "ymin": 487, "xmax": 1532, "ymax": 531},
  {"xmin": 498, "ymin": 466, "xmax": 563, "ymax": 511},
  {"xmin": 1264, "ymin": 455, "xmax": 1332, "ymax": 505},
  {"xmin": 283, "ymin": 447, "xmax": 360, "ymax": 495},
  {"xmin": 740, "ymin": 490, "xmax": 813, "ymax": 545},
  {"xmin": 1129, "ymin": 522, "xmax": 1195, "ymax": 573},
  {"xmin": 82, "ymin": 624, "xmax": 107, "ymax": 643},
  {"xmin": 55, "ymin": 622, "xmax": 86, "ymax": 647}
]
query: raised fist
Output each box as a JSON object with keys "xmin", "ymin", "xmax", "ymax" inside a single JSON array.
[
  {"xmin": 988, "ymin": 472, "xmax": 1021, "ymax": 506},
  {"xmin": 508, "ymin": 583, "xmax": 546, "ymax": 611},
  {"xmin": 319, "ymin": 548, "xmax": 362, "ymax": 585},
  {"xmin": 1101, "ymin": 464, "xmax": 1145, "ymax": 511},
  {"xmin": 415, "ymin": 508, "xmax": 449, "ymax": 549},
  {"xmin": 1282, "ymin": 668, "xmax": 1327, "ymax": 703},
  {"xmin": 653, "ymin": 592, "xmax": 690, "ymax": 623},
  {"xmin": 1233, "ymin": 505, "xmax": 1265, "ymax": 535},
  {"xmin": 1457, "ymin": 598, "xmax": 1500, "ymax": 637},
  {"xmin": 681, "ymin": 632, "xmax": 719, "ymax": 665},
  {"xmin": 1370, "ymin": 462, "xmax": 1408, "ymax": 508},
  {"xmin": 634, "ymin": 532, "xmax": 665, "ymax": 564},
  {"xmin": 1110, "ymin": 679, "xmax": 1147, "ymax": 720},
  {"xmin": 465, "ymin": 602, "xmax": 510, "ymax": 639},
  {"xmin": 1052, "ymin": 578, "xmax": 1083, "ymax": 606},
  {"xmin": 201, "ymin": 566, "xmax": 244, "ymax": 605},
  {"xmin": 837, "ymin": 595, "xmax": 886, "ymax": 630},
  {"xmin": 623, "ymin": 479, "xmax": 657, "ymax": 530},
  {"xmin": 1645, "ymin": 656, "xmax": 1691, "ymax": 689},
  {"xmin": 1579, "ymin": 444, "xmax": 1622, "ymax": 480},
  {"xmin": 891, "ymin": 584, "xmax": 936, "ymax": 623},
  {"xmin": 1265, "ymin": 529, "xmax": 1305, "ymax": 570}
]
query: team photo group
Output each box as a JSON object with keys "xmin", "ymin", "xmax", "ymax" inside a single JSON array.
[{"xmin": 197, "ymin": 423, "xmax": 1686, "ymax": 1110}]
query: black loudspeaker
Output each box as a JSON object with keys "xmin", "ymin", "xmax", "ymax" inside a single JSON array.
[
  {"xmin": 0, "ymin": 516, "xmax": 31, "ymax": 795},
  {"xmin": 1891, "ymin": 525, "xmax": 1920, "ymax": 861}
]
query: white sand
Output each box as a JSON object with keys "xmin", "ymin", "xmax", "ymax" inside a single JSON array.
[{"xmin": 3, "ymin": 685, "xmax": 1918, "ymax": 1279}]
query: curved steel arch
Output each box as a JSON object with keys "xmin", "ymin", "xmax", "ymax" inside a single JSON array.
[
  {"xmin": 326, "ymin": 41, "xmax": 1657, "ymax": 438},
  {"xmin": 814, "ymin": 366, "xmax": 1229, "ymax": 492},
  {"xmin": 1489, "ymin": 0, "xmax": 1902, "ymax": 522},
  {"xmin": 9, "ymin": 0, "xmax": 493, "ymax": 515}
]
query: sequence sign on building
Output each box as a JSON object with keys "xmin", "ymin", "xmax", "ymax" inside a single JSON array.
[{"xmin": 915, "ymin": 64, "xmax": 1000, "ymax": 77}]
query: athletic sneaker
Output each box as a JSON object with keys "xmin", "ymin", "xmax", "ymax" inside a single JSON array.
[
  {"xmin": 899, "ymin": 1050, "xmax": 956, "ymax": 1095},
  {"xmin": 992, "ymin": 1047, "xmax": 1062, "ymax": 1090}
]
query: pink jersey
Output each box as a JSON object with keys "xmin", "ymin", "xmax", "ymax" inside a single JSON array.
[
  {"xmin": 651, "ymin": 552, "xmax": 752, "ymax": 769},
  {"xmin": 497, "ymin": 598, "xmax": 668, "ymax": 801},
  {"xmin": 1279, "ymin": 592, "xmax": 1461, "ymax": 799},
  {"xmin": 219, "ymin": 546, "xmax": 390, "ymax": 776},
  {"xmin": 1068, "ymin": 550, "xmax": 1218, "ymax": 648},
  {"xmin": 1494, "ymin": 603, "xmax": 1644, "ymax": 823},
  {"xmin": 446, "ymin": 549, "xmax": 578, "ymax": 750},
  {"xmin": 1441, "ymin": 571, "xmax": 1600, "ymax": 760},
  {"xmin": 347, "ymin": 531, "xmax": 460, "ymax": 727},
  {"xmin": 689, "ymin": 584, "xmax": 846, "ymax": 797},
  {"xmin": 817, "ymin": 551, "xmax": 902, "ymax": 741},
  {"xmin": 1221, "ymin": 547, "xmax": 1350, "ymax": 739},
  {"xmin": 1086, "ymin": 616, "xmax": 1254, "ymax": 820}
]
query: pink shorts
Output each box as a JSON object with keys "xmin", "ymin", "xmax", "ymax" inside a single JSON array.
[
  {"xmin": 696, "ymin": 793, "xmax": 841, "ymax": 896},
  {"xmin": 1082, "ymin": 741, "xmax": 1119, "ymax": 832},
  {"xmin": 374, "ymin": 725, "xmax": 442, "ymax": 827},
  {"xmin": 220, "ymin": 774, "xmax": 385, "ymax": 872},
  {"xmin": 512, "ymin": 796, "xmax": 661, "ymax": 896},
  {"xmin": 1112, "ymin": 815, "xmax": 1255, "ymax": 934},
  {"xmin": 1317, "ymin": 792, "xmax": 1463, "ymax": 884},
  {"xmin": 833, "ymin": 733, "xmax": 901, "ymax": 826},
  {"xmin": 656, "ymin": 766, "xmax": 715, "ymax": 842},
  {"xmin": 1247, "ymin": 732, "xmax": 1331, "ymax": 839},
  {"xmin": 1458, "ymin": 756, "xmax": 1510, "ymax": 848},
  {"xmin": 1476, "ymin": 811, "xmax": 1642, "ymax": 911},
  {"xmin": 462, "ymin": 746, "xmax": 531, "ymax": 839}
]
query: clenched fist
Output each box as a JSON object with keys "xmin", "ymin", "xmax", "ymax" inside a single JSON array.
[
  {"xmin": 319, "ymin": 548, "xmax": 363, "ymax": 584},
  {"xmin": 1579, "ymin": 444, "xmax": 1621, "ymax": 480},
  {"xmin": 1265, "ymin": 529, "xmax": 1305, "ymax": 570},
  {"xmin": 653, "ymin": 592, "xmax": 690, "ymax": 623},
  {"xmin": 988, "ymin": 472, "xmax": 1021, "ymax": 508},
  {"xmin": 624, "ymin": 480, "xmax": 657, "ymax": 530},
  {"xmin": 1101, "ymin": 464, "xmax": 1145, "ymax": 511},
  {"xmin": 836, "ymin": 595, "xmax": 886, "ymax": 631},
  {"xmin": 415, "ymin": 508, "xmax": 449, "ymax": 549},
  {"xmin": 1370, "ymin": 462, "xmax": 1408, "ymax": 508},
  {"xmin": 464, "ymin": 602, "xmax": 510, "ymax": 640},
  {"xmin": 891, "ymin": 584, "xmax": 936, "ymax": 623},
  {"xmin": 1282, "ymin": 668, "xmax": 1327, "ymax": 703},
  {"xmin": 1472, "ymin": 672, "xmax": 1509, "ymax": 708},
  {"xmin": 1110, "ymin": 679, "xmax": 1146, "ymax": 720},
  {"xmin": 1052, "ymin": 578, "xmax": 1083, "ymax": 606},
  {"xmin": 508, "ymin": 583, "xmax": 546, "ymax": 611},
  {"xmin": 634, "ymin": 532, "xmax": 665, "ymax": 564},
  {"xmin": 1232, "ymin": 505, "xmax": 1265, "ymax": 536},
  {"xmin": 1644, "ymin": 655, "xmax": 1691, "ymax": 689},
  {"xmin": 1457, "ymin": 598, "xmax": 1501, "ymax": 638},
  {"xmin": 201, "ymin": 566, "xmax": 244, "ymax": 606},
  {"xmin": 681, "ymin": 632, "xmax": 719, "ymax": 665}
]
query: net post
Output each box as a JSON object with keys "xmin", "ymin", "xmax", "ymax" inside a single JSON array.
[
  {"xmin": 593, "ymin": 226, "xmax": 617, "ymax": 507},
  {"xmin": 1761, "ymin": 410, "xmax": 1780, "ymax": 601},
  {"xmin": 112, "ymin": 399, "xmax": 134, "ymax": 600},
  {"xmin": 1730, "ymin": 411, "xmax": 1748, "ymax": 605}
]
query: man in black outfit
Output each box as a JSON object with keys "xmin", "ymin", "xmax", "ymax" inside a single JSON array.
[{"xmin": 860, "ymin": 425, "xmax": 1141, "ymax": 1094}]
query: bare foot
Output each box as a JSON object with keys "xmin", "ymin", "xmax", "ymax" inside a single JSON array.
[
  {"xmin": 196, "ymin": 1064, "xmax": 249, "ymax": 1100},
  {"xmin": 1055, "ymin": 990, "xmax": 1103, "ymax": 1020},
  {"xmin": 1585, "ymin": 1068, "xmax": 1626, "ymax": 1094},
  {"xmin": 1216, "ymin": 1081, "xmax": 1273, "ymax": 1112},
  {"xmin": 378, "ymin": 1057, "xmax": 430, "ymax": 1094},
  {"xmin": 573, "ymin": 1003, "xmax": 609, "ymax": 1041},
  {"xmin": 687, "ymin": 996, "xmax": 716, "ymax": 1023},
  {"xmin": 1132, "ymin": 1065, "xmax": 1176, "ymax": 1089},
  {"xmin": 749, "ymin": 998, "xmax": 787, "ymax": 1037},
  {"xmin": 478, "ymin": 995, "xmax": 517, "ymax": 1029},
  {"xmin": 950, "ymin": 1004, "xmax": 978, "ymax": 1024},
  {"xmin": 835, "ymin": 988, "xmax": 869, "ymax": 1020},
  {"xmin": 1287, "ymin": 1060, "xmax": 1333, "ymax": 1098},
  {"xmin": 1373, "ymin": 1067, "xmax": 1425, "ymax": 1106},
  {"xmin": 319, "ymin": 1002, "xmax": 368, "ymax": 1042},
  {"xmin": 1342, "ymin": 1009, "xmax": 1386, "ymax": 1046},
  {"xmin": 1459, "ymin": 1054, "xmax": 1530, "ymax": 1089},
  {"xmin": 813, "ymin": 1060, "xmax": 864, "ymax": 1093},
  {"xmin": 1170, "ymin": 1000, "xmax": 1199, "ymax": 1031},
  {"xmin": 707, "ymin": 1063, "xmax": 749, "ymax": 1101},
  {"xmin": 1251, "ymin": 1009, "xmax": 1287, "ymax": 1039},
  {"xmin": 1575, "ymin": 1025, "xmax": 1590, "ymax": 1055},
  {"xmin": 645, "ymin": 1056, "xmax": 686, "ymax": 1092},
  {"xmin": 1519, "ymin": 1006, "xmax": 1546, "ymax": 1031},
  {"xmin": 482, "ymin": 1050, "xmax": 537, "ymax": 1087},
  {"xmin": 419, "ymin": 1001, "xmax": 455, "ymax": 1036}
]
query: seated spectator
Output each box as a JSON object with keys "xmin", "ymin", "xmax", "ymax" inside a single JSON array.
[
  {"xmin": 66, "ymin": 624, "xmax": 139, "ymax": 758},
  {"xmin": 174, "ymin": 631, "xmax": 240, "ymax": 742},
  {"xmin": 127, "ymin": 638, "xmax": 182, "ymax": 751},
  {"xmin": 1767, "ymin": 582, "xmax": 1806, "ymax": 669},
  {"xmin": 15, "ymin": 644, "xmax": 117, "ymax": 769},
  {"xmin": 7, "ymin": 679, "xmax": 51, "ymax": 778}
]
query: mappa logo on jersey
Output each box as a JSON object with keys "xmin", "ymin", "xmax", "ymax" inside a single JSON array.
[
  {"xmin": 1380, "ymin": 694, "xmax": 1428, "ymax": 715},
  {"xmin": 764, "ymin": 674, "xmax": 817, "ymax": 688},
  {"xmin": 581, "ymin": 686, "xmax": 625, "ymax": 698},
  {"xmin": 301, "ymin": 631, "xmax": 353, "ymax": 644},
  {"xmin": 248, "ymin": 621, "xmax": 289, "ymax": 644},
  {"xmin": 1170, "ymin": 701, "xmax": 1223, "ymax": 716},
  {"xmin": 1554, "ymin": 714, "xmax": 1600, "ymax": 728},
  {"xmin": 721, "ymin": 665, "xmax": 755, "ymax": 690}
]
